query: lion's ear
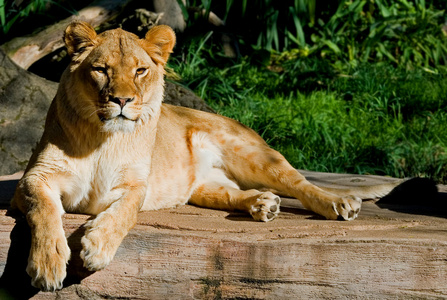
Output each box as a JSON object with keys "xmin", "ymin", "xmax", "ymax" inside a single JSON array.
[
  {"xmin": 64, "ymin": 21, "xmax": 97, "ymax": 57},
  {"xmin": 144, "ymin": 25, "xmax": 176, "ymax": 65}
]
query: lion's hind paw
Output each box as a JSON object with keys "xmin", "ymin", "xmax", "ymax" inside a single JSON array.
[
  {"xmin": 332, "ymin": 196, "xmax": 362, "ymax": 221},
  {"xmin": 249, "ymin": 192, "xmax": 281, "ymax": 222}
]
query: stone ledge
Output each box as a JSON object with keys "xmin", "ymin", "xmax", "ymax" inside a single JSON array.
[{"xmin": 0, "ymin": 171, "xmax": 446, "ymax": 299}]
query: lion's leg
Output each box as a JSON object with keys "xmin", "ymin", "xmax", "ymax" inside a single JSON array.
[
  {"xmin": 189, "ymin": 167, "xmax": 280, "ymax": 221},
  {"xmin": 224, "ymin": 145, "xmax": 361, "ymax": 220},
  {"xmin": 189, "ymin": 178, "xmax": 281, "ymax": 222},
  {"xmin": 190, "ymin": 181, "xmax": 281, "ymax": 222},
  {"xmin": 80, "ymin": 184, "xmax": 146, "ymax": 271},
  {"xmin": 13, "ymin": 176, "xmax": 70, "ymax": 291}
]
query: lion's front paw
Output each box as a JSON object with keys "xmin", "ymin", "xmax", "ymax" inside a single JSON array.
[
  {"xmin": 249, "ymin": 192, "xmax": 281, "ymax": 222},
  {"xmin": 331, "ymin": 196, "xmax": 362, "ymax": 221},
  {"xmin": 27, "ymin": 231, "xmax": 70, "ymax": 291},
  {"xmin": 80, "ymin": 219, "xmax": 121, "ymax": 271}
]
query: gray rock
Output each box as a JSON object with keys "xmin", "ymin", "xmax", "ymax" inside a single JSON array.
[
  {"xmin": 164, "ymin": 80, "xmax": 215, "ymax": 113},
  {"xmin": 152, "ymin": 0, "xmax": 187, "ymax": 32},
  {"xmin": 0, "ymin": 49, "xmax": 57, "ymax": 175},
  {"xmin": 0, "ymin": 49, "xmax": 213, "ymax": 175}
]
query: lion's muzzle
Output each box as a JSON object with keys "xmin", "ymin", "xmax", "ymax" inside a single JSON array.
[{"xmin": 109, "ymin": 96, "xmax": 135, "ymax": 109}]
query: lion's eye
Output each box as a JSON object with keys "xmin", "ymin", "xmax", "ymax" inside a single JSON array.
[
  {"xmin": 136, "ymin": 68, "xmax": 148, "ymax": 76},
  {"xmin": 93, "ymin": 67, "xmax": 107, "ymax": 74}
]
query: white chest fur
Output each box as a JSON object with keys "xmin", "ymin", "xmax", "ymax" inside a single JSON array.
[{"xmin": 57, "ymin": 136, "xmax": 151, "ymax": 215}]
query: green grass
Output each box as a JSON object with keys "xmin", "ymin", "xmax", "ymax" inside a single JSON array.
[
  {"xmin": 180, "ymin": 0, "xmax": 447, "ymax": 70},
  {"xmin": 169, "ymin": 39, "xmax": 447, "ymax": 182}
]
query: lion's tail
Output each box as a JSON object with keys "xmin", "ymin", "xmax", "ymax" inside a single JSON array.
[
  {"xmin": 261, "ymin": 180, "xmax": 403, "ymax": 200},
  {"xmin": 319, "ymin": 180, "xmax": 404, "ymax": 200}
]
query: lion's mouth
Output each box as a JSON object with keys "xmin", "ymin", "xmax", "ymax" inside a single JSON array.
[
  {"xmin": 98, "ymin": 113, "xmax": 136, "ymax": 122},
  {"xmin": 116, "ymin": 113, "xmax": 130, "ymax": 120},
  {"xmin": 98, "ymin": 113, "xmax": 141, "ymax": 133}
]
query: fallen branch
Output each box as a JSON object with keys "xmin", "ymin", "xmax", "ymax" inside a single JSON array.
[{"xmin": 1, "ymin": 0, "xmax": 131, "ymax": 69}]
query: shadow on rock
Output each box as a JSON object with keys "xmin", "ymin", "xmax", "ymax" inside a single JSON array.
[
  {"xmin": 225, "ymin": 207, "xmax": 319, "ymax": 222},
  {"xmin": 0, "ymin": 210, "xmax": 94, "ymax": 298},
  {"xmin": 377, "ymin": 177, "xmax": 447, "ymax": 218},
  {"xmin": 225, "ymin": 212, "xmax": 255, "ymax": 222},
  {"xmin": 0, "ymin": 179, "xmax": 19, "ymax": 209},
  {"xmin": 65, "ymin": 226, "xmax": 95, "ymax": 286},
  {"xmin": 0, "ymin": 212, "xmax": 39, "ymax": 299}
]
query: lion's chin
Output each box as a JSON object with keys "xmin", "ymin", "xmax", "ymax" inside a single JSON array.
[{"xmin": 101, "ymin": 116, "xmax": 139, "ymax": 133}]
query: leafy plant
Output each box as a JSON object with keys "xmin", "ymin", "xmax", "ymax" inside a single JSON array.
[
  {"xmin": 0, "ymin": 0, "xmax": 78, "ymax": 40},
  {"xmin": 0, "ymin": 0, "xmax": 47, "ymax": 35},
  {"xmin": 314, "ymin": 0, "xmax": 447, "ymax": 70},
  {"xmin": 177, "ymin": 0, "xmax": 447, "ymax": 70}
]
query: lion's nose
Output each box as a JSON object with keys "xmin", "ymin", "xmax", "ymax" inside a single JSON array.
[{"xmin": 109, "ymin": 96, "xmax": 134, "ymax": 108}]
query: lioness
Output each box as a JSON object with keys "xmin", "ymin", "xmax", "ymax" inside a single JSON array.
[{"xmin": 12, "ymin": 21, "xmax": 396, "ymax": 291}]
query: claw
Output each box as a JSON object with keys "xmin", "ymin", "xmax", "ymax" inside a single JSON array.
[{"xmin": 332, "ymin": 196, "xmax": 362, "ymax": 221}]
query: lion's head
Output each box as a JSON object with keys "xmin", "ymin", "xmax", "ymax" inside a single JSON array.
[{"xmin": 62, "ymin": 21, "xmax": 176, "ymax": 133}]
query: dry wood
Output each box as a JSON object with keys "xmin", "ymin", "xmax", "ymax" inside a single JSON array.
[{"xmin": 1, "ymin": 0, "xmax": 131, "ymax": 69}]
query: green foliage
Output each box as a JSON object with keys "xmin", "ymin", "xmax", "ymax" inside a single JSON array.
[
  {"xmin": 178, "ymin": 0, "xmax": 447, "ymax": 70},
  {"xmin": 0, "ymin": 0, "xmax": 77, "ymax": 39},
  {"xmin": 170, "ymin": 38, "xmax": 447, "ymax": 182},
  {"xmin": 306, "ymin": 0, "xmax": 447, "ymax": 70},
  {"xmin": 0, "ymin": 0, "xmax": 47, "ymax": 35}
]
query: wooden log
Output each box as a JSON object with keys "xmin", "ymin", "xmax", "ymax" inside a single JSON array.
[{"xmin": 1, "ymin": 0, "xmax": 131, "ymax": 70}]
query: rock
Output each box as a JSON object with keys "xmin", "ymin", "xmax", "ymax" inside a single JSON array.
[
  {"xmin": 0, "ymin": 49, "xmax": 214, "ymax": 176},
  {"xmin": 0, "ymin": 49, "xmax": 57, "ymax": 175},
  {"xmin": 152, "ymin": 0, "xmax": 187, "ymax": 32},
  {"xmin": 0, "ymin": 171, "xmax": 446, "ymax": 299},
  {"xmin": 164, "ymin": 81, "xmax": 215, "ymax": 113}
]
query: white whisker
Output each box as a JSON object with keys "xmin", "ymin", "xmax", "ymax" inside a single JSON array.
[{"xmin": 88, "ymin": 109, "xmax": 102, "ymax": 118}]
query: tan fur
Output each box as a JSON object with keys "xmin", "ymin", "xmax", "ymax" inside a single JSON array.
[{"xmin": 12, "ymin": 22, "xmax": 397, "ymax": 291}]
